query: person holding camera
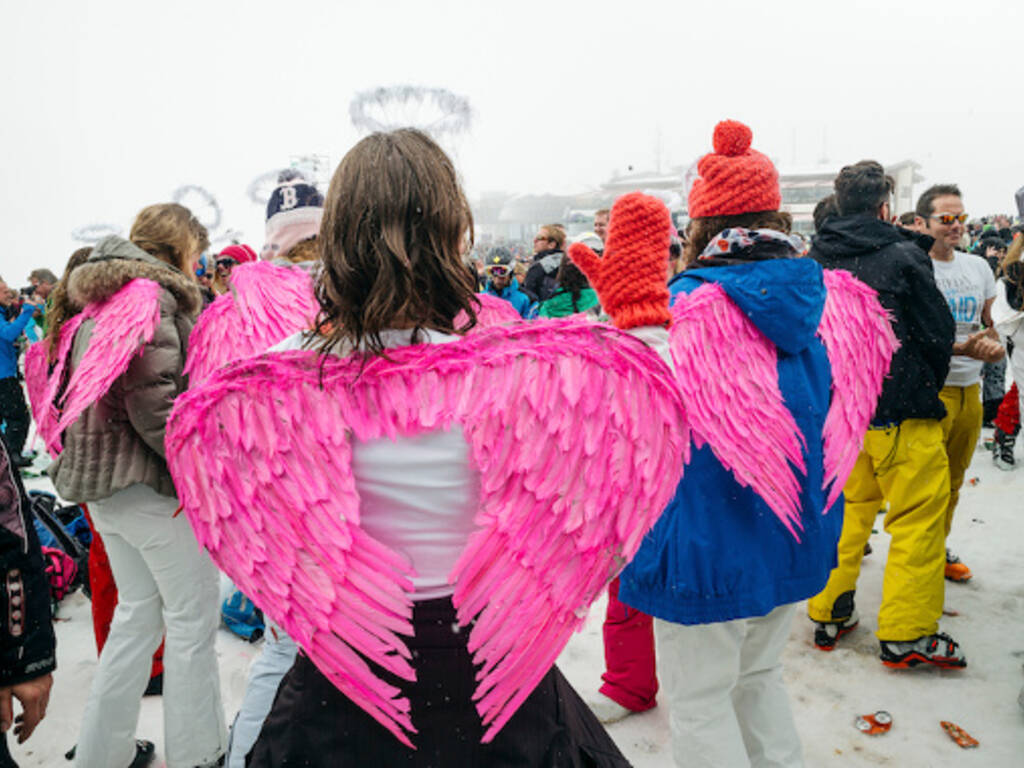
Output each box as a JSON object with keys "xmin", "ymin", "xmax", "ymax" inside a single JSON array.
[{"xmin": 0, "ymin": 279, "xmax": 41, "ymax": 467}]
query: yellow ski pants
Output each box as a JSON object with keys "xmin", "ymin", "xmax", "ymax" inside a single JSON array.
[
  {"xmin": 938, "ymin": 384, "xmax": 983, "ymax": 536},
  {"xmin": 807, "ymin": 419, "xmax": 950, "ymax": 641}
]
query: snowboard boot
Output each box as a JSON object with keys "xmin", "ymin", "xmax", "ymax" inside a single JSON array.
[
  {"xmin": 812, "ymin": 590, "xmax": 858, "ymax": 651},
  {"xmin": 879, "ymin": 632, "xmax": 966, "ymax": 669},
  {"xmin": 813, "ymin": 609, "xmax": 860, "ymax": 651},
  {"xmin": 992, "ymin": 427, "xmax": 1016, "ymax": 471}
]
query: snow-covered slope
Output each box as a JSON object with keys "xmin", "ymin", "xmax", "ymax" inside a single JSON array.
[{"xmin": 12, "ymin": 432, "xmax": 1024, "ymax": 767}]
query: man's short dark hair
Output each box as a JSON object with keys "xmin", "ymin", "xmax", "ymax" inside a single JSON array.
[
  {"xmin": 916, "ymin": 184, "xmax": 962, "ymax": 218},
  {"xmin": 833, "ymin": 161, "xmax": 892, "ymax": 216},
  {"xmin": 812, "ymin": 194, "xmax": 839, "ymax": 232},
  {"xmin": 29, "ymin": 268, "xmax": 58, "ymax": 285}
]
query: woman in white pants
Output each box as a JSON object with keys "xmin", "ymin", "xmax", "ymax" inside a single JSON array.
[{"xmin": 43, "ymin": 205, "xmax": 227, "ymax": 768}]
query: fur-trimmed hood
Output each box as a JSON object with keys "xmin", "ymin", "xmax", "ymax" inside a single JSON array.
[{"xmin": 69, "ymin": 235, "xmax": 202, "ymax": 318}]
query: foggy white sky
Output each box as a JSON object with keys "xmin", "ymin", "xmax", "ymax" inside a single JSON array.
[{"xmin": 2, "ymin": 0, "xmax": 1022, "ymax": 280}]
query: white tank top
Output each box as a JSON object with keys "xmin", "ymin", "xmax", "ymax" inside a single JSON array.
[{"xmin": 271, "ymin": 329, "xmax": 478, "ymax": 600}]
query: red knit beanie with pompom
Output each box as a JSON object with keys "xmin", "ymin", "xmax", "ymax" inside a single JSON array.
[{"xmin": 687, "ymin": 120, "xmax": 780, "ymax": 218}]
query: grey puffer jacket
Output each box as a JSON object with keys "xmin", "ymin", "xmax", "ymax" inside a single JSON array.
[{"xmin": 50, "ymin": 236, "xmax": 202, "ymax": 501}]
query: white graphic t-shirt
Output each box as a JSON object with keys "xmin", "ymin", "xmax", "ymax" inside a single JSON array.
[{"xmin": 931, "ymin": 251, "xmax": 997, "ymax": 387}]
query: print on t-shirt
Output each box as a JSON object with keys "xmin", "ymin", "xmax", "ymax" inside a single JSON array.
[{"xmin": 931, "ymin": 251, "xmax": 996, "ymax": 387}]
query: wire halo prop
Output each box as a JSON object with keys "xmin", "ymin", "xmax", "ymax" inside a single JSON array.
[
  {"xmin": 172, "ymin": 184, "xmax": 222, "ymax": 231},
  {"xmin": 71, "ymin": 223, "xmax": 123, "ymax": 243},
  {"xmin": 247, "ymin": 169, "xmax": 299, "ymax": 206},
  {"xmin": 211, "ymin": 228, "xmax": 244, "ymax": 246},
  {"xmin": 349, "ymin": 86, "xmax": 472, "ymax": 138}
]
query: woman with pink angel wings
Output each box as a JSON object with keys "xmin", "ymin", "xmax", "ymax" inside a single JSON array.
[{"xmin": 165, "ymin": 129, "xmax": 689, "ymax": 766}]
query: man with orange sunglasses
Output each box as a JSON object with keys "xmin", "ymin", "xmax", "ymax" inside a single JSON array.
[{"xmin": 915, "ymin": 184, "xmax": 1004, "ymax": 584}]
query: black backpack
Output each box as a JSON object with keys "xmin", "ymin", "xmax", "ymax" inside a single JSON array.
[{"xmin": 30, "ymin": 490, "xmax": 91, "ymax": 600}]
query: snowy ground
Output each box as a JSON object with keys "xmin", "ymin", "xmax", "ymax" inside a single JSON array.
[{"xmin": 11, "ymin": 430, "xmax": 1024, "ymax": 767}]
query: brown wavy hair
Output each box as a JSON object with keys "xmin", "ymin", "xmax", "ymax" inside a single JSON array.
[
  {"xmin": 43, "ymin": 247, "xmax": 93, "ymax": 362},
  {"xmin": 314, "ymin": 129, "xmax": 476, "ymax": 357}
]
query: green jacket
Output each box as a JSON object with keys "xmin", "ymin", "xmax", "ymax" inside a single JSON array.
[{"xmin": 538, "ymin": 287, "xmax": 599, "ymax": 318}]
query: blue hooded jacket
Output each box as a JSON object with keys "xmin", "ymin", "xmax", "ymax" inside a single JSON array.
[
  {"xmin": 619, "ymin": 258, "xmax": 844, "ymax": 625},
  {"xmin": 483, "ymin": 278, "xmax": 532, "ymax": 318},
  {"xmin": 0, "ymin": 304, "xmax": 37, "ymax": 380}
]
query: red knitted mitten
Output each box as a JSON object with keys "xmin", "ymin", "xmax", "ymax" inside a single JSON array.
[{"xmin": 568, "ymin": 192, "xmax": 672, "ymax": 330}]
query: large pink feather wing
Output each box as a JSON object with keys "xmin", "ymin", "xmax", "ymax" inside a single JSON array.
[
  {"xmin": 166, "ymin": 356, "xmax": 419, "ymax": 746},
  {"xmin": 165, "ymin": 320, "xmax": 687, "ymax": 747},
  {"xmin": 185, "ymin": 261, "xmax": 317, "ymax": 385},
  {"xmin": 449, "ymin": 320, "xmax": 687, "ymax": 741},
  {"xmin": 668, "ymin": 283, "xmax": 807, "ymax": 538},
  {"xmin": 455, "ymin": 292, "xmax": 523, "ymax": 330},
  {"xmin": 817, "ymin": 270, "xmax": 899, "ymax": 508},
  {"xmin": 33, "ymin": 280, "xmax": 161, "ymax": 454}
]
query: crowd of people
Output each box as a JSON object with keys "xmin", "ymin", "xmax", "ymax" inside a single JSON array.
[{"xmin": 1, "ymin": 119, "xmax": 1021, "ymax": 768}]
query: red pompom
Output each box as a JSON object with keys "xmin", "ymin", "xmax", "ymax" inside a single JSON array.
[{"xmin": 712, "ymin": 120, "xmax": 752, "ymax": 157}]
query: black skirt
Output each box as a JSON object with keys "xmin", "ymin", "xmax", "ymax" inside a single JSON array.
[{"xmin": 247, "ymin": 597, "xmax": 630, "ymax": 767}]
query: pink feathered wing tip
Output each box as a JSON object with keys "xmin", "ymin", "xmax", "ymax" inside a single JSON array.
[
  {"xmin": 185, "ymin": 261, "xmax": 318, "ymax": 385},
  {"xmin": 454, "ymin": 292, "xmax": 523, "ymax": 330},
  {"xmin": 165, "ymin": 318, "xmax": 688, "ymax": 747},
  {"xmin": 669, "ymin": 283, "xmax": 807, "ymax": 538},
  {"xmin": 29, "ymin": 280, "xmax": 162, "ymax": 456},
  {"xmin": 817, "ymin": 269, "xmax": 899, "ymax": 508}
]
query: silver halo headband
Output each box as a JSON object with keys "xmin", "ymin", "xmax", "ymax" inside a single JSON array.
[{"xmin": 349, "ymin": 86, "xmax": 472, "ymax": 137}]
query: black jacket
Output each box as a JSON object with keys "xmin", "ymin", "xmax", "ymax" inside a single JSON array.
[
  {"xmin": 0, "ymin": 441, "xmax": 56, "ymax": 687},
  {"xmin": 811, "ymin": 214, "xmax": 954, "ymax": 424},
  {"xmin": 523, "ymin": 249, "xmax": 564, "ymax": 303}
]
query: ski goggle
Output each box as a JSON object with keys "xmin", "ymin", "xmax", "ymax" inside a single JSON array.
[
  {"xmin": 485, "ymin": 264, "xmax": 511, "ymax": 277},
  {"xmin": 215, "ymin": 258, "xmax": 239, "ymax": 275},
  {"xmin": 928, "ymin": 213, "xmax": 968, "ymax": 225}
]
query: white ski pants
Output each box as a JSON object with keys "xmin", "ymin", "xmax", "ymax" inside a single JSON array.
[
  {"xmin": 655, "ymin": 603, "xmax": 804, "ymax": 768},
  {"xmin": 75, "ymin": 484, "xmax": 227, "ymax": 768},
  {"xmin": 226, "ymin": 624, "xmax": 298, "ymax": 768}
]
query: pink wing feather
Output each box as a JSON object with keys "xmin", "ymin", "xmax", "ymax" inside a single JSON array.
[
  {"xmin": 165, "ymin": 320, "xmax": 687, "ymax": 747},
  {"xmin": 23, "ymin": 343, "xmax": 50, "ymax": 450},
  {"xmin": 185, "ymin": 261, "xmax": 318, "ymax": 385},
  {"xmin": 817, "ymin": 269, "xmax": 898, "ymax": 508},
  {"xmin": 52, "ymin": 279, "xmax": 162, "ymax": 442},
  {"xmin": 30, "ymin": 281, "xmax": 160, "ymax": 456},
  {"xmin": 668, "ymin": 283, "xmax": 807, "ymax": 538},
  {"xmin": 455, "ymin": 292, "xmax": 523, "ymax": 330}
]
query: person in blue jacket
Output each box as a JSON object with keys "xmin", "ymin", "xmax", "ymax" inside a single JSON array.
[
  {"xmin": 619, "ymin": 121, "xmax": 854, "ymax": 768},
  {"xmin": 0, "ymin": 282, "xmax": 42, "ymax": 467},
  {"xmin": 481, "ymin": 247, "xmax": 532, "ymax": 317}
]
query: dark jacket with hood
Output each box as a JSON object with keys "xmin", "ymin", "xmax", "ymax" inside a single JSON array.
[
  {"xmin": 0, "ymin": 439, "xmax": 55, "ymax": 687},
  {"xmin": 811, "ymin": 214, "xmax": 954, "ymax": 424},
  {"xmin": 621, "ymin": 257, "xmax": 843, "ymax": 624},
  {"xmin": 523, "ymin": 249, "xmax": 564, "ymax": 303},
  {"xmin": 50, "ymin": 236, "xmax": 202, "ymax": 501}
]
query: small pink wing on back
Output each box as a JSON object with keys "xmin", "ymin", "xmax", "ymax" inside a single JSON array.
[
  {"xmin": 45, "ymin": 281, "xmax": 161, "ymax": 449},
  {"xmin": 23, "ymin": 343, "xmax": 50, "ymax": 450},
  {"xmin": 455, "ymin": 293, "xmax": 523, "ymax": 330},
  {"xmin": 818, "ymin": 269, "xmax": 899, "ymax": 508},
  {"xmin": 35, "ymin": 313, "xmax": 87, "ymax": 455},
  {"xmin": 166, "ymin": 353, "xmax": 420, "ymax": 747},
  {"xmin": 186, "ymin": 261, "xmax": 317, "ymax": 385},
  {"xmin": 449, "ymin": 320, "xmax": 688, "ymax": 741},
  {"xmin": 668, "ymin": 283, "xmax": 807, "ymax": 538}
]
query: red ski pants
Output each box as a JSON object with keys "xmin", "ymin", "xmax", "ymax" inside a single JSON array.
[
  {"xmin": 994, "ymin": 383, "xmax": 1020, "ymax": 435},
  {"xmin": 599, "ymin": 577, "xmax": 658, "ymax": 711},
  {"xmin": 84, "ymin": 505, "xmax": 165, "ymax": 678}
]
